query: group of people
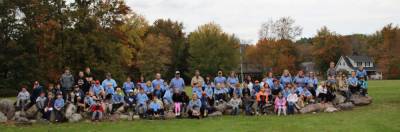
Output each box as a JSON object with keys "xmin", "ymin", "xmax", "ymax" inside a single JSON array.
[{"xmin": 14, "ymin": 62, "xmax": 369, "ymax": 122}]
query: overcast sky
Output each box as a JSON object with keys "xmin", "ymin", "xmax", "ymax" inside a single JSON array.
[{"xmin": 126, "ymin": 0, "xmax": 400, "ymax": 43}]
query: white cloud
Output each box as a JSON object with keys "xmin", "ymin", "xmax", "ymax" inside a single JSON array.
[{"xmin": 127, "ymin": 0, "xmax": 400, "ymax": 43}]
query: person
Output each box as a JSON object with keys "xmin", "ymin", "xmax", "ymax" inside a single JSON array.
[
  {"xmin": 282, "ymin": 84, "xmax": 292, "ymax": 98},
  {"xmin": 191, "ymin": 70, "xmax": 204, "ymax": 87},
  {"xmin": 16, "ymin": 86, "xmax": 30, "ymax": 111},
  {"xmin": 60, "ymin": 68, "xmax": 75, "ymax": 100},
  {"xmin": 111, "ymin": 88, "xmax": 125, "ymax": 114},
  {"xmin": 47, "ymin": 83, "xmax": 57, "ymax": 97},
  {"xmin": 54, "ymin": 83, "xmax": 63, "ymax": 96},
  {"xmin": 101, "ymin": 72, "xmax": 117, "ymax": 89},
  {"xmin": 123, "ymin": 77, "xmax": 135, "ymax": 96},
  {"xmin": 338, "ymin": 74, "xmax": 351, "ymax": 101},
  {"xmin": 359, "ymin": 77, "xmax": 368, "ymax": 96},
  {"xmin": 316, "ymin": 81, "xmax": 328, "ymax": 103},
  {"xmin": 124, "ymin": 91, "xmax": 136, "ymax": 113},
  {"xmin": 84, "ymin": 92, "xmax": 95, "ymax": 110},
  {"xmin": 136, "ymin": 88, "xmax": 149, "ymax": 118},
  {"xmin": 227, "ymin": 71, "xmax": 239, "ymax": 97},
  {"xmin": 287, "ymin": 89, "xmax": 298, "ymax": 115},
  {"xmin": 244, "ymin": 75, "xmax": 254, "ymax": 93},
  {"xmin": 356, "ymin": 65, "xmax": 368, "ymax": 80},
  {"xmin": 172, "ymin": 89, "xmax": 182, "ymax": 116},
  {"xmin": 137, "ymin": 75, "xmax": 147, "ymax": 91},
  {"xmin": 31, "ymin": 81, "xmax": 44, "ymax": 106},
  {"xmin": 307, "ymin": 72, "xmax": 318, "ymax": 97},
  {"xmin": 152, "ymin": 73, "xmax": 165, "ymax": 92},
  {"xmin": 204, "ymin": 75, "xmax": 214, "ymax": 91},
  {"xmin": 71, "ymin": 85, "xmax": 84, "ymax": 103},
  {"xmin": 242, "ymin": 82, "xmax": 251, "ymax": 97},
  {"xmin": 91, "ymin": 80, "xmax": 104, "ymax": 98},
  {"xmin": 144, "ymin": 81, "xmax": 154, "ymax": 97},
  {"xmin": 214, "ymin": 70, "xmax": 227, "ymax": 85},
  {"xmin": 271, "ymin": 79, "xmax": 283, "ymax": 96},
  {"xmin": 280, "ymin": 69, "xmax": 292, "ymax": 86},
  {"xmin": 148, "ymin": 96, "xmax": 163, "ymax": 117},
  {"xmin": 54, "ymin": 93, "xmax": 65, "ymax": 122},
  {"xmin": 253, "ymin": 80, "xmax": 261, "ymax": 94},
  {"xmin": 76, "ymin": 71, "xmax": 90, "ymax": 94},
  {"xmin": 233, "ymin": 83, "xmax": 242, "ymax": 98},
  {"xmin": 169, "ymin": 71, "xmax": 185, "ymax": 92},
  {"xmin": 75, "ymin": 96, "xmax": 85, "ymax": 113},
  {"xmin": 199, "ymin": 92, "xmax": 210, "ymax": 117},
  {"xmin": 90, "ymin": 99, "xmax": 104, "ymax": 121},
  {"xmin": 242, "ymin": 88, "xmax": 255, "ymax": 115},
  {"xmin": 35, "ymin": 92, "xmax": 47, "ymax": 117},
  {"xmin": 214, "ymin": 83, "xmax": 227, "ymax": 101},
  {"xmin": 274, "ymin": 92, "xmax": 287, "ymax": 116},
  {"xmin": 43, "ymin": 92, "xmax": 55, "ymax": 121},
  {"xmin": 204, "ymin": 83, "xmax": 214, "ymax": 105},
  {"xmin": 256, "ymin": 87, "xmax": 268, "ymax": 115},
  {"xmin": 84, "ymin": 67, "xmax": 94, "ymax": 80},
  {"xmin": 294, "ymin": 70, "xmax": 307, "ymax": 88},
  {"xmin": 162, "ymin": 88, "xmax": 173, "ymax": 111},
  {"xmin": 262, "ymin": 72, "xmax": 274, "ymax": 89},
  {"xmin": 153, "ymin": 84, "xmax": 163, "ymax": 99},
  {"xmin": 104, "ymin": 83, "xmax": 115, "ymax": 99},
  {"xmin": 348, "ymin": 71, "xmax": 359, "ymax": 94},
  {"xmin": 327, "ymin": 61, "xmax": 337, "ymax": 78},
  {"xmin": 227, "ymin": 93, "xmax": 242, "ymax": 115},
  {"xmin": 192, "ymin": 83, "xmax": 203, "ymax": 99},
  {"xmin": 187, "ymin": 94, "xmax": 202, "ymax": 118}
]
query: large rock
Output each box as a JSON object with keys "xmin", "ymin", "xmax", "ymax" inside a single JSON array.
[
  {"xmin": 351, "ymin": 95, "xmax": 372, "ymax": 106},
  {"xmin": 0, "ymin": 112, "xmax": 7, "ymax": 123},
  {"xmin": 223, "ymin": 109, "xmax": 233, "ymax": 115},
  {"xmin": 65, "ymin": 104, "xmax": 77, "ymax": 118},
  {"xmin": 337, "ymin": 102, "xmax": 354, "ymax": 110},
  {"xmin": 0, "ymin": 99, "xmax": 15, "ymax": 119},
  {"xmin": 68, "ymin": 113, "xmax": 82, "ymax": 123},
  {"xmin": 208, "ymin": 111, "xmax": 222, "ymax": 117},
  {"xmin": 25, "ymin": 105, "xmax": 38, "ymax": 118},
  {"xmin": 299, "ymin": 103, "xmax": 325, "ymax": 114},
  {"xmin": 214, "ymin": 101, "xmax": 227, "ymax": 112},
  {"xmin": 164, "ymin": 111, "xmax": 175, "ymax": 120},
  {"xmin": 119, "ymin": 114, "xmax": 130, "ymax": 120},
  {"xmin": 324, "ymin": 107, "xmax": 338, "ymax": 113},
  {"xmin": 333, "ymin": 93, "xmax": 346, "ymax": 105}
]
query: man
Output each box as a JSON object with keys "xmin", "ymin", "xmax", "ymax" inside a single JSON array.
[
  {"xmin": 152, "ymin": 73, "xmax": 165, "ymax": 91},
  {"xmin": 76, "ymin": 71, "xmax": 90, "ymax": 93},
  {"xmin": 60, "ymin": 68, "xmax": 75, "ymax": 100},
  {"xmin": 191, "ymin": 70, "xmax": 204, "ymax": 86},
  {"xmin": 356, "ymin": 65, "xmax": 368, "ymax": 80},
  {"xmin": 170, "ymin": 71, "xmax": 185, "ymax": 92},
  {"xmin": 326, "ymin": 61, "xmax": 337, "ymax": 78},
  {"xmin": 214, "ymin": 70, "xmax": 226, "ymax": 85},
  {"xmin": 102, "ymin": 72, "xmax": 117, "ymax": 89},
  {"xmin": 348, "ymin": 71, "xmax": 359, "ymax": 94}
]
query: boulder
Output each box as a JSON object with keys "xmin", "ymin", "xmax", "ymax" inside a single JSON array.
[
  {"xmin": 0, "ymin": 99, "xmax": 15, "ymax": 119},
  {"xmin": 208, "ymin": 111, "xmax": 222, "ymax": 117},
  {"xmin": 164, "ymin": 111, "xmax": 175, "ymax": 120},
  {"xmin": 116, "ymin": 106, "xmax": 125, "ymax": 113},
  {"xmin": 119, "ymin": 114, "xmax": 130, "ymax": 120},
  {"xmin": 351, "ymin": 95, "xmax": 372, "ymax": 106},
  {"xmin": 0, "ymin": 112, "xmax": 7, "ymax": 123},
  {"xmin": 133, "ymin": 115, "xmax": 140, "ymax": 120},
  {"xmin": 333, "ymin": 93, "xmax": 346, "ymax": 105},
  {"xmin": 68, "ymin": 113, "xmax": 82, "ymax": 123},
  {"xmin": 25, "ymin": 105, "xmax": 38, "ymax": 118},
  {"xmin": 299, "ymin": 103, "xmax": 324, "ymax": 114},
  {"xmin": 214, "ymin": 101, "xmax": 227, "ymax": 112},
  {"xmin": 223, "ymin": 109, "xmax": 232, "ymax": 115},
  {"xmin": 65, "ymin": 104, "xmax": 77, "ymax": 118},
  {"xmin": 337, "ymin": 102, "xmax": 354, "ymax": 110},
  {"xmin": 324, "ymin": 107, "xmax": 338, "ymax": 113}
]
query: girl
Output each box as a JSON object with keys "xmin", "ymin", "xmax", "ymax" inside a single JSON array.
[
  {"xmin": 172, "ymin": 89, "xmax": 182, "ymax": 116},
  {"xmin": 227, "ymin": 71, "xmax": 239, "ymax": 97},
  {"xmin": 316, "ymin": 81, "xmax": 328, "ymax": 103},
  {"xmin": 54, "ymin": 93, "xmax": 65, "ymax": 122},
  {"xmin": 287, "ymin": 89, "xmax": 298, "ymax": 114},
  {"xmin": 123, "ymin": 77, "xmax": 135, "ymax": 96},
  {"xmin": 274, "ymin": 92, "xmax": 287, "ymax": 116},
  {"xmin": 280, "ymin": 69, "xmax": 292, "ymax": 86},
  {"xmin": 256, "ymin": 87, "xmax": 268, "ymax": 115}
]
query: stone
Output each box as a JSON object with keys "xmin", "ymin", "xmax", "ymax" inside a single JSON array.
[
  {"xmin": 119, "ymin": 114, "xmax": 130, "ymax": 120},
  {"xmin": 65, "ymin": 104, "xmax": 77, "ymax": 118},
  {"xmin": 337, "ymin": 102, "xmax": 354, "ymax": 110},
  {"xmin": 214, "ymin": 101, "xmax": 227, "ymax": 112},
  {"xmin": 133, "ymin": 115, "xmax": 140, "ymax": 120},
  {"xmin": 25, "ymin": 105, "xmax": 38, "ymax": 118},
  {"xmin": 68, "ymin": 113, "xmax": 82, "ymax": 123},
  {"xmin": 299, "ymin": 103, "xmax": 324, "ymax": 114},
  {"xmin": 351, "ymin": 95, "xmax": 372, "ymax": 106},
  {"xmin": 333, "ymin": 93, "xmax": 346, "ymax": 105},
  {"xmin": 0, "ymin": 99, "xmax": 15, "ymax": 119},
  {"xmin": 0, "ymin": 112, "xmax": 7, "ymax": 123},
  {"xmin": 324, "ymin": 107, "xmax": 338, "ymax": 113},
  {"xmin": 208, "ymin": 111, "xmax": 222, "ymax": 117},
  {"xmin": 164, "ymin": 111, "xmax": 175, "ymax": 120},
  {"xmin": 116, "ymin": 106, "xmax": 125, "ymax": 113}
]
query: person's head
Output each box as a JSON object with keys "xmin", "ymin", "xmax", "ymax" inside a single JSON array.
[
  {"xmin": 153, "ymin": 95, "xmax": 158, "ymax": 100},
  {"xmin": 195, "ymin": 70, "xmax": 200, "ymax": 76},
  {"xmin": 205, "ymin": 76, "xmax": 211, "ymax": 81},
  {"xmin": 129, "ymin": 91, "xmax": 135, "ymax": 96},
  {"xmin": 34, "ymin": 81, "xmax": 39, "ymax": 86},
  {"xmin": 96, "ymin": 99, "xmax": 101, "ymax": 105},
  {"xmin": 140, "ymin": 75, "xmax": 145, "ymax": 81},
  {"xmin": 126, "ymin": 76, "xmax": 131, "ymax": 82},
  {"xmin": 309, "ymin": 72, "xmax": 315, "ymax": 77},
  {"xmin": 235, "ymin": 83, "xmax": 241, "ymax": 89},
  {"xmin": 78, "ymin": 71, "xmax": 84, "ymax": 77},
  {"xmin": 146, "ymin": 81, "xmax": 152, "ymax": 86},
  {"xmin": 21, "ymin": 86, "xmax": 27, "ymax": 92},
  {"xmin": 55, "ymin": 83, "xmax": 61, "ymax": 88},
  {"xmin": 283, "ymin": 69, "xmax": 290, "ymax": 76},
  {"xmin": 155, "ymin": 73, "xmax": 161, "ymax": 79},
  {"xmin": 64, "ymin": 68, "xmax": 70, "ymax": 74},
  {"xmin": 320, "ymin": 81, "xmax": 326, "ymax": 87},
  {"xmin": 95, "ymin": 80, "xmax": 100, "ymax": 85},
  {"xmin": 233, "ymin": 93, "xmax": 238, "ymax": 98},
  {"xmin": 290, "ymin": 89, "xmax": 295, "ymax": 94},
  {"xmin": 116, "ymin": 87, "xmax": 123, "ymax": 94},
  {"xmin": 85, "ymin": 67, "xmax": 91, "ymax": 73},
  {"xmin": 246, "ymin": 75, "xmax": 252, "ymax": 81},
  {"xmin": 78, "ymin": 79, "xmax": 84, "ymax": 86},
  {"xmin": 298, "ymin": 70, "xmax": 304, "ymax": 76},
  {"xmin": 48, "ymin": 83, "xmax": 54, "ymax": 89},
  {"xmin": 263, "ymin": 83, "xmax": 269, "ymax": 89},
  {"xmin": 40, "ymin": 92, "xmax": 45, "ymax": 97},
  {"xmin": 106, "ymin": 72, "xmax": 112, "ymax": 79},
  {"xmin": 255, "ymin": 80, "xmax": 259, "ymax": 84},
  {"xmin": 217, "ymin": 70, "xmax": 223, "ymax": 76},
  {"xmin": 358, "ymin": 65, "xmax": 364, "ymax": 70},
  {"xmin": 192, "ymin": 94, "xmax": 198, "ymax": 100},
  {"xmin": 48, "ymin": 92, "xmax": 54, "ymax": 99},
  {"xmin": 278, "ymin": 92, "xmax": 283, "ymax": 98},
  {"xmin": 57, "ymin": 93, "xmax": 62, "ymax": 99},
  {"xmin": 351, "ymin": 71, "xmax": 356, "ymax": 77},
  {"xmin": 273, "ymin": 79, "xmax": 279, "ymax": 84},
  {"xmin": 267, "ymin": 71, "xmax": 273, "ymax": 77},
  {"xmin": 330, "ymin": 61, "xmax": 335, "ymax": 68},
  {"xmin": 360, "ymin": 77, "xmax": 365, "ymax": 81},
  {"xmin": 175, "ymin": 71, "xmax": 180, "ymax": 78},
  {"xmin": 139, "ymin": 88, "xmax": 145, "ymax": 93},
  {"xmin": 173, "ymin": 88, "xmax": 179, "ymax": 94},
  {"xmin": 230, "ymin": 71, "xmax": 235, "ymax": 77},
  {"xmin": 74, "ymin": 85, "xmax": 80, "ymax": 91}
]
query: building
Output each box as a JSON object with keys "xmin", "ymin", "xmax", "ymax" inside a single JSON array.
[{"xmin": 335, "ymin": 55, "xmax": 377, "ymax": 76}]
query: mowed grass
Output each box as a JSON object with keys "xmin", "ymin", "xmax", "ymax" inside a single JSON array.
[{"xmin": 1, "ymin": 80, "xmax": 400, "ymax": 132}]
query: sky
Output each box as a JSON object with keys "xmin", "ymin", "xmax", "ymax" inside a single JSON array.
[{"xmin": 126, "ymin": 0, "xmax": 400, "ymax": 43}]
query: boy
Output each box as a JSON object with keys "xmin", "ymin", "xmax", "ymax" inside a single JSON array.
[
  {"xmin": 348, "ymin": 71, "xmax": 359, "ymax": 94},
  {"xmin": 256, "ymin": 87, "xmax": 268, "ymax": 115},
  {"xmin": 214, "ymin": 83, "xmax": 226, "ymax": 101},
  {"xmin": 16, "ymin": 86, "xmax": 30, "ymax": 111},
  {"xmin": 124, "ymin": 91, "xmax": 136, "ymax": 113},
  {"xmin": 148, "ymin": 96, "xmax": 163, "ymax": 117},
  {"xmin": 359, "ymin": 77, "xmax": 368, "ymax": 96},
  {"xmin": 233, "ymin": 83, "xmax": 242, "ymax": 98},
  {"xmin": 111, "ymin": 87, "xmax": 125, "ymax": 114},
  {"xmin": 227, "ymin": 93, "xmax": 242, "ymax": 115},
  {"xmin": 192, "ymin": 83, "xmax": 203, "ymax": 99},
  {"xmin": 187, "ymin": 94, "xmax": 202, "ymax": 118},
  {"xmin": 136, "ymin": 88, "xmax": 149, "ymax": 118},
  {"xmin": 90, "ymin": 99, "xmax": 104, "ymax": 121},
  {"xmin": 54, "ymin": 93, "xmax": 65, "ymax": 122}
]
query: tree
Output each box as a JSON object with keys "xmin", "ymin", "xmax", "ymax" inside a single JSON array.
[
  {"xmin": 188, "ymin": 23, "xmax": 240, "ymax": 77},
  {"xmin": 311, "ymin": 26, "xmax": 352, "ymax": 73},
  {"xmin": 259, "ymin": 17, "xmax": 302, "ymax": 40},
  {"xmin": 137, "ymin": 34, "xmax": 172, "ymax": 80}
]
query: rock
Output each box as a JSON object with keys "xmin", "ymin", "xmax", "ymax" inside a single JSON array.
[
  {"xmin": 25, "ymin": 105, "xmax": 38, "ymax": 118},
  {"xmin": 333, "ymin": 93, "xmax": 346, "ymax": 105},
  {"xmin": 65, "ymin": 104, "xmax": 77, "ymax": 118},
  {"xmin": 299, "ymin": 103, "xmax": 325, "ymax": 114},
  {"xmin": 116, "ymin": 106, "xmax": 125, "ymax": 113},
  {"xmin": 208, "ymin": 111, "xmax": 222, "ymax": 117},
  {"xmin": 16, "ymin": 116, "xmax": 29, "ymax": 123},
  {"xmin": 119, "ymin": 114, "xmax": 130, "ymax": 120},
  {"xmin": 0, "ymin": 112, "xmax": 7, "ymax": 123},
  {"xmin": 133, "ymin": 115, "xmax": 140, "ymax": 120},
  {"xmin": 337, "ymin": 102, "xmax": 354, "ymax": 110},
  {"xmin": 68, "ymin": 113, "xmax": 82, "ymax": 123},
  {"xmin": 351, "ymin": 95, "xmax": 372, "ymax": 106},
  {"xmin": 29, "ymin": 119, "xmax": 37, "ymax": 123},
  {"xmin": 214, "ymin": 101, "xmax": 227, "ymax": 112},
  {"xmin": 324, "ymin": 107, "xmax": 338, "ymax": 113},
  {"xmin": 223, "ymin": 109, "xmax": 232, "ymax": 115},
  {"xmin": 164, "ymin": 111, "xmax": 175, "ymax": 120},
  {"xmin": 0, "ymin": 99, "xmax": 15, "ymax": 119}
]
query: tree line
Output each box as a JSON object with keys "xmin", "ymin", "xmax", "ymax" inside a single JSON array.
[{"xmin": 1, "ymin": 0, "xmax": 399, "ymax": 95}]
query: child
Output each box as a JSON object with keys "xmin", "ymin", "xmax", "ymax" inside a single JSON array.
[
  {"xmin": 274, "ymin": 92, "xmax": 287, "ymax": 116},
  {"xmin": 105, "ymin": 83, "xmax": 115, "ymax": 98},
  {"xmin": 214, "ymin": 83, "xmax": 226, "ymax": 101},
  {"xmin": 54, "ymin": 93, "xmax": 65, "ymax": 122},
  {"xmin": 253, "ymin": 80, "xmax": 261, "ymax": 94},
  {"xmin": 233, "ymin": 83, "xmax": 242, "ymax": 98},
  {"xmin": 47, "ymin": 83, "xmax": 57, "ymax": 97},
  {"xmin": 286, "ymin": 89, "xmax": 298, "ymax": 114},
  {"xmin": 256, "ymin": 87, "xmax": 268, "ymax": 115},
  {"xmin": 338, "ymin": 75, "xmax": 351, "ymax": 101},
  {"xmin": 124, "ymin": 91, "xmax": 136, "ymax": 113},
  {"xmin": 348, "ymin": 71, "xmax": 359, "ymax": 94},
  {"xmin": 200, "ymin": 92, "xmax": 210, "ymax": 117},
  {"xmin": 192, "ymin": 83, "xmax": 203, "ymax": 99},
  {"xmin": 271, "ymin": 79, "xmax": 283, "ymax": 96},
  {"xmin": 359, "ymin": 77, "xmax": 368, "ymax": 96},
  {"xmin": 242, "ymin": 90, "xmax": 254, "ymax": 115},
  {"xmin": 44, "ymin": 92, "xmax": 55, "ymax": 121},
  {"xmin": 136, "ymin": 88, "xmax": 149, "ymax": 117},
  {"xmin": 227, "ymin": 93, "xmax": 242, "ymax": 115},
  {"xmin": 204, "ymin": 83, "xmax": 214, "ymax": 106},
  {"xmin": 122, "ymin": 77, "xmax": 135, "ymax": 96},
  {"xmin": 153, "ymin": 84, "xmax": 163, "ymax": 99},
  {"xmin": 163, "ymin": 88, "xmax": 173, "ymax": 111},
  {"xmin": 36, "ymin": 92, "xmax": 47, "ymax": 118},
  {"xmin": 172, "ymin": 89, "xmax": 182, "ymax": 116},
  {"xmin": 148, "ymin": 96, "xmax": 163, "ymax": 117},
  {"xmin": 187, "ymin": 94, "xmax": 202, "ymax": 118},
  {"xmin": 91, "ymin": 80, "xmax": 104, "ymax": 99},
  {"xmin": 90, "ymin": 99, "xmax": 104, "ymax": 121},
  {"xmin": 144, "ymin": 81, "xmax": 154, "ymax": 98},
  {"xmin": 16, "ymin": 86, "xmax": 30, "ymax": 111},
  {"xmin": 111, "ymin": 87, "xmax": 125, "ymax": 114},
  {"xmin": 316, "ymin": 81, "xmax": 328, "ymax": 103}
]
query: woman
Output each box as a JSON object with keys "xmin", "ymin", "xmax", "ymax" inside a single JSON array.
[
  {"xmin": 227, "ymin": 71, "xmax": 239, "ymax": 97},
  {"xmin": 123, "ymin": 77, "xmax": 135, "ymax": 96},
  {"xmin": 280, "ymin": 69, "xmax": 292, "ymax": 86}
]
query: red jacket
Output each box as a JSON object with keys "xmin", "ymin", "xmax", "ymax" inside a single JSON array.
[{"xmin": 90, "ymin": 104, "xmax": 104, "ymax": 112}]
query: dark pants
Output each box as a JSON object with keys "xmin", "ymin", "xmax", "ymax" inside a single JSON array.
[
  {"xmin": 147, "ymin": 109, "xmax": 164, "ymax": 115},
  {"xmin": 257, "ymin": 101, "xmax": 266, "ymax": 114},
  {"xmin": 111, "ymin": 103, "xmax": 124, "ymax": 114},
  {"xmin": 287, "ymin": 102, "xmax": 295, "ymax": 114},
  {"xmin": 54, "ymin": 109, "xmax": 64, "ymax": 122},
  {"xmin": 349, "ymin": 85, "xmax": 359, "ymax": 94},
  {"xmin": 318, "ymin": 93, "xmax": 328, "ymax": 102},
  {"xmin": 244, "ymin": 102, "xmax": 253, "ymax": 115},
  {"xmin": 361, "ymin": 89, "xmax": 368, "ymax": 96}
]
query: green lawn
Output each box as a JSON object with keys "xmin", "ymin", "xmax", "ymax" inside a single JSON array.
[{"xmin": 1, "ymin": 80, "xmax": 400, "ymax": 132}]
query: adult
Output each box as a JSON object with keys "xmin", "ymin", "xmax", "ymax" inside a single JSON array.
[
  {"xmin": 191, "ymin": 70, "xmax": 204, "ymax": 87},
  {"xmin": 170, "ymin": 71, "xmax": 185, "ymax": 92},
  {"xmin": 293, "ymin": 70, "xmax": 307, "ymax": 88},
  {"xmin": 356, "ymin": 65, "xmax": 368, "ymax": 80},
  {"xmin": 76, "ymin": 71, "xmax": 90, "ymax": 93},
  {"xmin": 280, "ymin": 69, "xmax": 292, "ymax": 86},
  {"xmin": 348, "ymin": 71, "xmax": 359, "ymax": 94},
  {"xmin": 60, "ymin": 68, "xmax": 75, "ymax": 100},
  {"xmin": 137, "ymin": 75, "xmax": 147, "ymax": 90},
  {"xmin": 101, "ymin": 72, "xmax": 117, "ymax": 89},
  {"xmin": 227, "ymin": 71, "xmax": 239, "ymax": 96},
  {"xmin": 123, "ymin": 76, "xmax": 135, "ymax": 95},
  {"xmin": 262, "ymin": 72, "xmax": 274, "ymax": 89},
  {"xmin": 214, "ymin": 70, "xmax": 227, "ymax": 85},
  {"xmin": 152, "ymin": 73, "xmax": 165, "ymax": 91},
  {"xmin": 84, "ymin": 67, "xmax": 94, "ymax": 80},
  {"xmin": 327, "ymin": 61, "xmax": 337, "ymax": 78}
]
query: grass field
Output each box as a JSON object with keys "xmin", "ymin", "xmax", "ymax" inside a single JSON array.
[{"xmin": 1, "ymin": 80, "xmax": 400, "ymax": 132}]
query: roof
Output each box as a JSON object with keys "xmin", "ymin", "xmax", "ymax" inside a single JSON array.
[
  {"xmin": 347, "ymin": 56, "xmax": 374, "ymax": 63},
  {"xmin": 342, "ymin": 56, "xmax": 376, "ymax": 71}
]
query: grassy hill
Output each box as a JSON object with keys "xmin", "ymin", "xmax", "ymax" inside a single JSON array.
[{"xmin": 1, "ymin": 80, "xmax": 400, "ymax": 132}]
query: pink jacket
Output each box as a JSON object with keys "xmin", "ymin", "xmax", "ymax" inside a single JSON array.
[{"xmin": 274, "ymin": 97, "xmax": 287, "ymax": 112}]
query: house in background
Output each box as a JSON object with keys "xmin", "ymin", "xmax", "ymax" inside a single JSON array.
[{"xmin": 335, "ymin": 55, "xmax": 377, "ymax": 76}]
